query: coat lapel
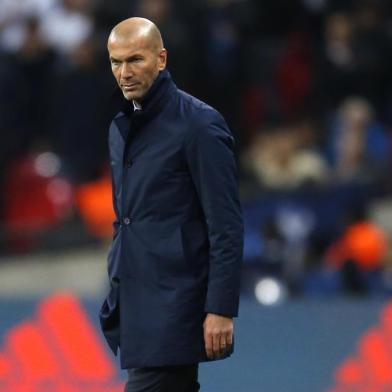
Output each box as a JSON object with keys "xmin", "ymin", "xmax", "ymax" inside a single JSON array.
[{"xmin": 114, "ymin": 113, "xmax": 131, "ymax": 142}]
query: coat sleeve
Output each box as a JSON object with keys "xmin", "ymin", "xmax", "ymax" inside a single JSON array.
[{"xmin": 184, "ymin": 108, "xmax": 244, "ymax": 317}]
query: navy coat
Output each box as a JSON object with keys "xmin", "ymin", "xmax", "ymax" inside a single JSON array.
[{"xmin": 99, "ymin": 70, "xmax": 244, "ymax": 369}]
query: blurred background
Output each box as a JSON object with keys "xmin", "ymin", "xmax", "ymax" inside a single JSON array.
[{"xmin": 1, "ymin": 0, "xmax": 392, "ymax": 390}]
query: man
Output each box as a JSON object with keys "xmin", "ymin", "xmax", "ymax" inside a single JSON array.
[{"xmin": 99, "ymin": 17, "xmax": 243, "ymax": 392}]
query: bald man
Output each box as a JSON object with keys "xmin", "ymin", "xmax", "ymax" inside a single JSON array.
[{"xmin": 99, "ymin": 18, "xmax": 243, "ymax": 392}]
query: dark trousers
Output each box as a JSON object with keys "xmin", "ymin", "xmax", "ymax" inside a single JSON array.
[{"xmin": 125, "ymin": 364, "xmax": 200, "ymax": 392}]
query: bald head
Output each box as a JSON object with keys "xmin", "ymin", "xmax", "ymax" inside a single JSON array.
[
  {"xmin": 107, "ymin": 17, "xmax": 167, "ymax": 102},
  {"xmin": 108, "ymin": 17, "xmax": 164, "ymax": 53}
]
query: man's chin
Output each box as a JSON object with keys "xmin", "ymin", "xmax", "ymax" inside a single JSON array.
[
  {"xmin": 122, "ymin": 92, "xmax": 135, "ymax": 101},
  {"xmin": 122, "ymin": 90, "xmax": 143, "ymax": 101}
]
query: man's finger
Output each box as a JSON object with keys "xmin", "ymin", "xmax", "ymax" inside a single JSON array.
[
  {"xmin": 219, "ymin": 334, "xmax": 227, "ymax": 357},
  {"xmin": 212, "ymin": 332, "xmax": 220, "ymax": 358},
  {"xmin": 221, "ymin": 331, "xmax": 234, "ymax": 354},
  {"xmin": 204, "ymin": 330, "xmax": 214, "ymax": 359},
  {"xmin": 219, "ymin": 334, "xmax": 227, "ymax": 349},
  {"xmin": 226, "ymin": 330, "xmax": 233, "ymax": 346}
]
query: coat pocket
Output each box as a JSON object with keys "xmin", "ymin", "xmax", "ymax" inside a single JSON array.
[{"xmin": 131, "ymin": 221, "xmax": 186, "ymax": 276}]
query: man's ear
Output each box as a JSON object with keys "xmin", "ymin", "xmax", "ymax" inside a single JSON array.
[{"xmin": 158, "ymin": 48, "xmax": 167, "ymax": 71}]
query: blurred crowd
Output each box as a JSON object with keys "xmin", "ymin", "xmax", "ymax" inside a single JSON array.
[{"xmin": 1, "ymin": 0, "xmax": 392, "ymax": 295}]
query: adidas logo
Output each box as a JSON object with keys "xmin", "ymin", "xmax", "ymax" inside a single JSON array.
[
  {"xmin": 7, "ymin": 293, "xmax": 391, "ymax": 391},
  {"xmin": 329, "ymin": 302, "xmax": 392, "ymax": 391},
  {"xmin": 0, "ymin": 293, "xmax": 124, "ymax": 391}
]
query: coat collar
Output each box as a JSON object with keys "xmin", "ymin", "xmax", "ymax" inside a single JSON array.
[
  {"xmin": 113, "ymin": 69, "xmax": 176, "ymax": 139},
  {"xmin": 134, "ymin": 68, "xmax": 175, "ymax": 120}
]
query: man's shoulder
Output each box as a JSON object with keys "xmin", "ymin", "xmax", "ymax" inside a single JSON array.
[
  {"xmin": 177, "ymin": 89, "xmax": 224, "ymax": 125},
  {"xmin": 176, "ymin": 89, "xmax": 233, "ymax": 146}
]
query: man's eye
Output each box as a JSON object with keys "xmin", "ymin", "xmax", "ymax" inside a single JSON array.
[{"xmin": 111, "ymin": 60, "xmax": 120, "ymax": 65}]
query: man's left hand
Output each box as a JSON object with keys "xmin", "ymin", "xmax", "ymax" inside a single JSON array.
[{"xmin": 203, "ymin": 313, "xmax": 233, "ymax": 359}]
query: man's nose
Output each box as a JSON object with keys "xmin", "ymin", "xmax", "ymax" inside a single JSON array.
[{"xmin": 120, "ymin": 62, "xmax": 133, "ymax": 79}]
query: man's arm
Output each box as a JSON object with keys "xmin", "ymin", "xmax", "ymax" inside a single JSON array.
[{"xmin": 184, "ymin": 108, "xmax": 244, "ymax": 358}]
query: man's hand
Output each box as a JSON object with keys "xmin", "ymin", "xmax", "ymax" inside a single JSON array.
[{"xmin": 203, "ymin": 313, "xmax": 233, "ymax": 359}]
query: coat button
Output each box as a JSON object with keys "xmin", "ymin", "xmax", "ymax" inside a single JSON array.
[
  {"xmin": 125, "ymin": 159, "xmax": 133, "ymax": 168},
  {"xmin": 122, "ymin": 217, "xmax": 131, "ymax": 225}
]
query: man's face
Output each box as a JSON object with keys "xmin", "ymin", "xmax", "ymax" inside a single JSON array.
[{"xmin": 108, "ymin": 36, "xmax": 166, "ymax": 101}]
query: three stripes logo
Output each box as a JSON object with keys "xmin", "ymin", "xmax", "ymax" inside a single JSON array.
[
  {"xmin": 329, "ymin": 302, "xmax": 392, "ymax": 392},
  {"xmin": 0, "ymin": 293, "xmax": 124, "ymax": 391}
]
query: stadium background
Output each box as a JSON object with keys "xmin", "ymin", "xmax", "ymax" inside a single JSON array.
[{"xmin": 1, "ymin": 0, "xmax": 392, "ymax": 390}]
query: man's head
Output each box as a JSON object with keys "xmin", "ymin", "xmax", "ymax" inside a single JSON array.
[{"xmin": 107, "ymin": 17, "xmax": 167, "ymax": 102}]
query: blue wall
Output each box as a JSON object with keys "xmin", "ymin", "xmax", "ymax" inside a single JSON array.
[{"xmin": 0, "ymin": 296, "xmax": 385, "ymax": 392}]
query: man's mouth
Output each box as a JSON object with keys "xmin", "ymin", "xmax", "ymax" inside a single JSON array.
[{"xmin": 121, "ymin": 83, "xmax": 139, "ymax": 91}]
